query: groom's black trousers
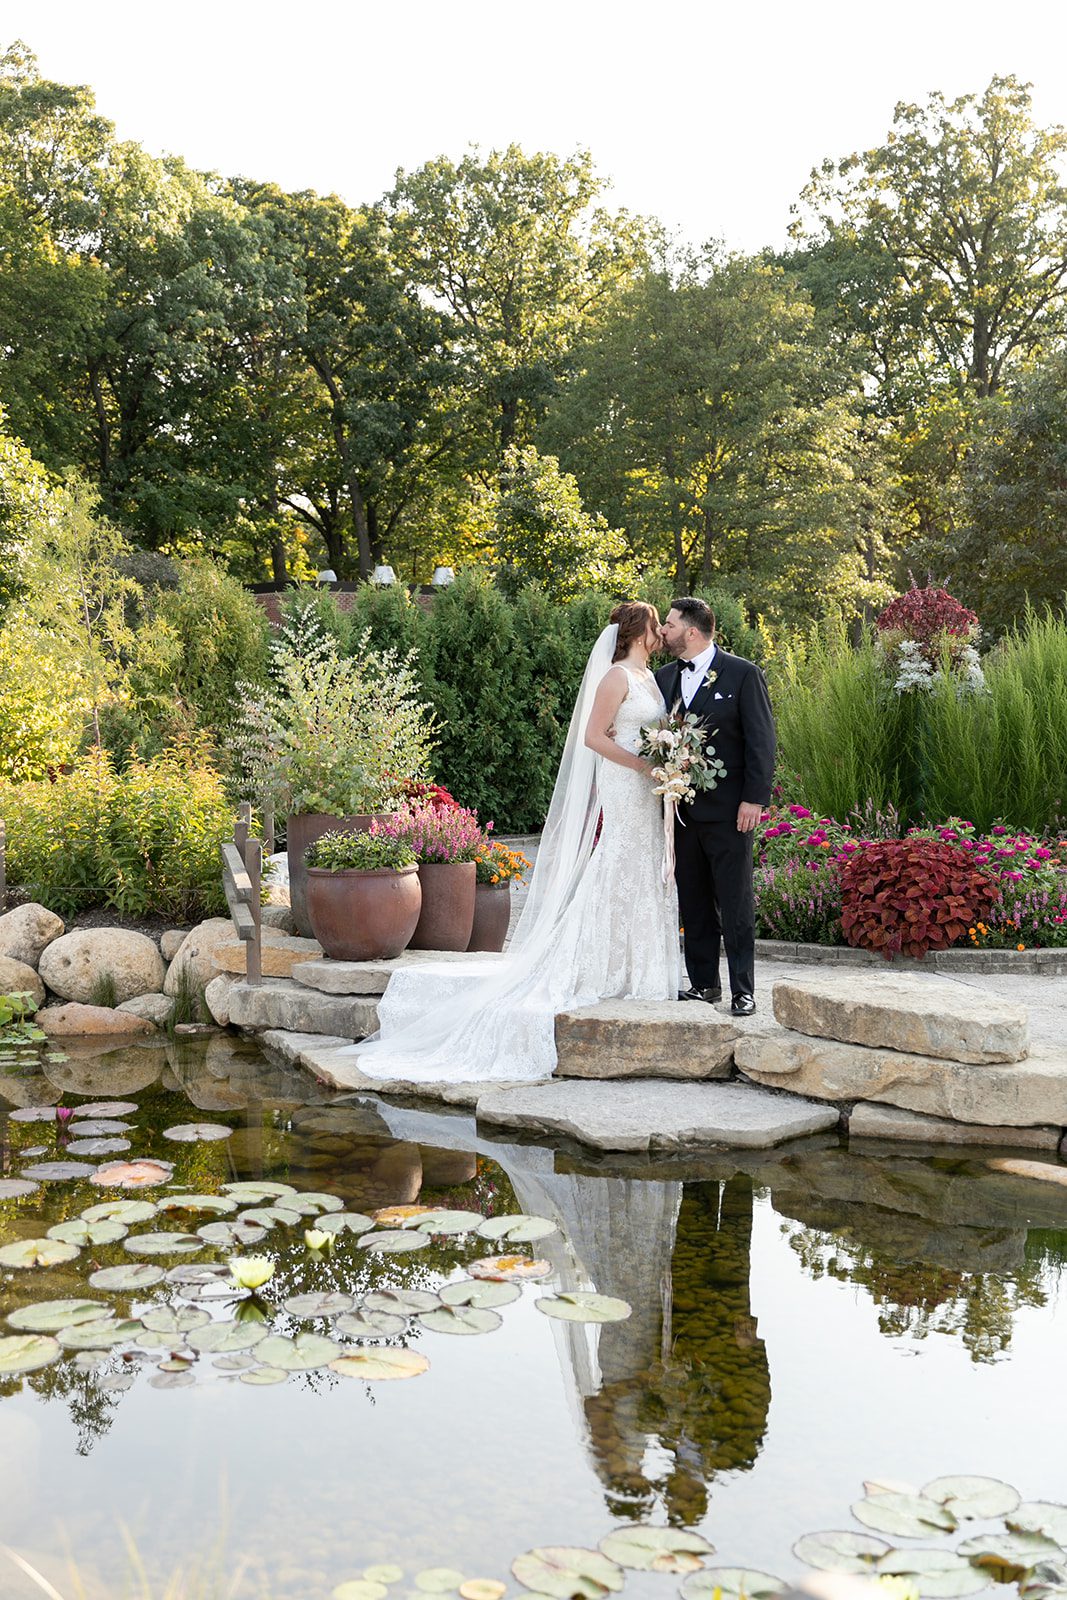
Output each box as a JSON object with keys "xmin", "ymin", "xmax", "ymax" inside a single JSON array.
[{"xmin": 674, "ymin": 816, "xmax": 756, "ymax": 998}]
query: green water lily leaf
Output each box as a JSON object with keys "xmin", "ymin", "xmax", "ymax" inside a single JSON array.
[
  {"xmin": 852, "ymin": 1494, "xmax": 957, "ymax": 1538},
  {"xmin": 221, "ymin": 1181, "xmax": 297, "ymax": 1202},
  {"xmin": 186, "ymin": 1320, "xmax": 268, "ymax": 1354},
  {"xmin": 358, "ymin": 1229, "xmax": 429, "ymax": 1254},
  {"xmin": 9, "ymin": 1107, "xmax": 62, "ymax": 1122},
  {"xmin": 364, "ymin": 1567, "xmax": 405, "ymax": 1585},
  {"xmin": 67, "ymin": 1137, "xmax": 130, "ymax": 1156},
  {"xmin": 334, "ymin": 1309, "xmax": 407, "ymax": 1338},
  {"xmin": 411, "ymin": 1209, "xmax": 485, "ymax": 1235},
  {"xmin": 162, "ymin": 1122, "xmax": 233, "ymax": 1142},
  {"xmin": 681, "ymin": 1571, "xmax": 782, "ymax": 1600},
  {"xmin": 149, "ymin": 1367, "xmax": 196, "ymax": 1389},
  {"xmin": 314, "ymin": 1211, "xmax": 375, "ymax": 1236},
  {"xmin": 1009, "ymin": 1506, "xmax": 1067, "ymax": 1546},
  {"xmin": 277, "ymin": 1190, "xmax": 344, "ymax": 1216},
  {"xmin": 599, "ymin": 1526, "xmax": 712, "ymax": 1574},
  {"xmin": 156, "ymin": 1194, "xmax": 238, "ymax": 1216},
  {"xmin": 137, "ymin": 1329, "xmax": 194, "ymax": 1350},
  {"xmin": 877, "ymin": 1549, "xmax": 990, "ymax": 1597},
  {"xmin": 47, "ymin": 1218, "xmax": 127, "ymax": 1247},
  {"xmin": 254, "ymin": 1332, "xmax": 341, "ymax": 1371},
  {"xmin": 923, "ymin": 1477, "xmax": 1021, "ymax": 1521},
  {"xmin": 793, "ymin": 1532, "xmax": 890, "ymax": 1573},
  {"xmin": 333, "ymin": 1582, "xmax": 389, "ymax": 1600},
  {"xmin": 440, "ymin": 1279, "xmax": 520, "ymax": 1310},
  {"xmin": 69, "ymin": 1119, "xmax": 131, "ymax": 1136},
  {"xmin": 237, "ymin": 1206, "xmax": 302, "ymax": 1230},
  {"xmin": 363, "ymin": 1290, "xmax": 440, "ymax": 1315},
  {"xmin": 89, "ymin": 1263, "xmax": 164, "ymax": 1291},
  {"xmin": 958, "ymin": 1532, "xmax": 1062, "ymax": 1578},
  {"xmin": 417, "ymin": 1305, "xmax": 502, "ymax": 1336},
  {"xmin": 414, "ymin": 1573, "xmax": 465, "ymax": 1595},
  {"xmin": 213, "ymin": 1351, "xmax": 258, "ymax": 1371},
  {"xmin": 91, "ymin": 1159, "xmax": 173, "ymax": 1188},
  {"xmin": 284, "ymin": 1292, "xmax": 356, "ymax": 1319},
  {"xmin": 7, "ymin": 1299, "xmax": 109, "ymax": 1333},
  {"xmin": 0, "ymin": 1237, "xmax": 80, "ymax": 1269},
  {"xmin": 469, "ymin": 1256, "xmax": 551, "ymax": 1281},
  {"xmin": 141, "ymin": 1306, "xmax": 210, "ymax": 1334},
  {"xmin": 82, "ymin": 1199, "xmax": 157, "ymax": 1225},
  {"xmin": 513, "ymin": 1547, "xmax": 625, "ymax": 1599},
  {"xmin": 58, "ymin": 1317, "xmax": 142, "ymax": 1349},
  {"xmin": 329, "ymin": 1348, "xmax": 430, "ymax": 1381},
  {"xmin": 97, "ymin": 1372, "xmax": 136, "ymax": 1392},
  {"xmin": 73, "ymin": 1101, "xmax": 138, "ymax": 1117},
  {"xmin": 0, "ymin": 1333, "xmax": 62, "ymax": 1374},
  {"xmin": 1020, "ymin": 1559, "xmax": 1067, "ymax": 1599},
  {"xmin": 0, "ymin": 1178, "xmax": 38, "ymax": 1200},
  {"xmin": 459, "ymin": 1584, "xmax": 506, "ymax": 1600},
  {"xmin": 478, "ymin": 1214, "xmax": 556, "ymax": 1243},
  {"xmin": 536, "ymin": 1293, "xmax": 631, "ymax": 1324},
  {"xmin": 125, "ymin": 1232, "xmax": 204, "ymax": 1256},
  {"xmin": 197, "ymin": 1220, "xmax": 268, "ymax": 1248},
  {"xmin": 21, "ymin": 1161, "xmax": 95, "ymax": 1180},
  {"xmin": 239, "ymin": 1366, "xmax": 287, "ymax": 1385}
]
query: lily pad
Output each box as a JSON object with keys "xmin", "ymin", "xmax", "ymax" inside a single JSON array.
[
  {"xmin": 358, "ymin": 1229, "xmax": 429, "ymax": 1254},
  {"xmin": 0, "ymin": 1237, "xmax": 80, "ymax": 1269},
  {"xmin": 221, "ymin": 1181, "xmax": 297, "ymax": 1202},
  {"xmin": 418, "ymin": 1305, "xmax": 502, "ymax": 1336},
  {"xmin": 0, "ymin": 1333, "xmax": 62, "ymax": 1374},
  {"xmin": 600, "ymin": 1526, "xmax": 713, "ymax": 1573},
  {"xmin": 47, "ymin": 1218, "xmax": 127, "ymax": 1247},
  {"xmin": 276, "ymin": 1190, "xmax": 344, "ymax": 1216},
  {"xmin": 315, "ymin": 1211, "xmax": 376, "ymax": 1236},
  {"xmin": 125, "ymin": 1231, "xmax": 204, "ymax": 1256},
  {"xmin": 365, "ymin": 1568, "xmax": 405, "ymax": 1585},
  {"xmin": 186, "ymin": 1320, "xmax": 269, "ymax": 1354},
  {"xmin": 0, "ymin": 1178, "xmax": 38, "ymax": 1200},
  {"xmin": 237, "ymin": 1206, "xmax": 302, "ymax": 1230},
  {"xmin": 536, "ymin": 1293, "xmax": 631, "ymax": 1324},
  {"xmin": 335, "ymin": 1309, "xmax": 409, "ymax": 1339},
  {"xmin": 21, "ymin": 1160, "xmax": 95, "ymax": 1180},
  {"xmin": 67, "ymin": 1137, "xmax": 131, "ymax": 1156},
  {"xmin": 253, "ymin": 1332, "xmax": 341, "ymax": 1370},
  {"xmin": 793, "ymin": 1532, "xmax": 890, "ymax": 1574},
  {"xmin": 372, "ymin": 1204, "xmax": 438, "ymax": 1226},
  {"xmin": 156, "ymin": 1194, "xmax": 239, "ymax": 1216},
  {"xmin": 469, "ymin": 1255, "xmax": 552, "ymax": 1281},
  {"xmin": 1009, "ymin": 1506, "xmax": 1067, "ymax": 1547},
  {"xmin": 162, "ymin": 1122, "xmax": 233, "ymax": 1142},
  {"xmin": 197, "ymin": 1220, "xmax": 269, "ymax": 1248},
  {"xmin": 58, "ymin": 1317, "xmax": 143, "ymax": 1349},
  {"xmin": 90, "ymin": 1263, "xmax": 165, "ymax": 1291},
  {"xmin": 410, "ymin": 1209, "xmax": 485, "ymax": 1235},
  {"xmin": 149, "ymin": 1367, "xmax": 196, "ymax": 1389},
  {"xmin": 284, "ymin": 1292, "xmax": 357, "ymax": 1319},
  {"xmin": 681, "ymin": 1571, "xmax": 783, "ymax": 1600},
  {"xmin": 141, "ymin": 1306, "xmax": 210, "ymax": 1335},
  {"xmin": 460, "ymin": 1585, "xmax": 506, "ymax": 1600},
  {"xmin": 91, "ymin": 1159, "xmax": 173, "ymax": 1188},
  {"xmin": 958, "ymin": 1532, "xmax": 1061, "ymax": 1578},
  {"xmin": 512, "ymin": 1547, "xmax": 625, "ymax": 1600},
  {"xmin": 1020, "ymin": 1559, "xmax": 1067, "ymax": 1599},
  {"xmin": 213, "ymin": 1351, "xmax": 258, "ymax": 1371},
  {"xmin": 877, "ymin": 1548, "xmax": 990, "ymax": 1597},
  {"xmin": 415, "ymin": 1573, "xmax": 466, "ymax": 1594},
  {"xmin": 334, "ymin": 1584, "xmax": 389, "ymax": 1600},
  {"xmin": 97, "ymin": 1372, "xmax": 136, "ymax": 1392},
  {"xmin": 7, "ymin": 1299, "xmax": 109, "ymax": 1333},
  {"xmin": 239, "ymin": 1366, "xmax": 288, "ymax": 1385},
  {"xmin": 478, "ymin": 1214, "xmax": 557, "ymax": 1244},
  {"xmin": 9, "ymin": 1106, "xmax": 63, "ymax": 1122},
  {"xmin": 329, "ymin": 1348, "xmax": 430, "ymax": 1381},
  {"xmin": 69, "ymin": 1119, "xmax": 131, "ymax": 1136},
  {"xmin": 167, "ymin": 1263, "xmax": 233, "ymax": 1286},
  {"xmin": 72, "ymin": 1101, "xmax": 138, "ymax": 1117},
  {"xmin": 440, "ymin": 1279, "xmax": 520, "ymax": 1310},
  {"xmin": 923, "ymin": 1477, "xmax": 1021, "ymax": 1521},
  {"xmin": 364, "ymin": 1290, "xmax": 441, "ymax": 1315},
  {"xmin": 82, "ymin": 1199, "xmax": 157, "ymax": 1225},
  {"xmin": 852, "ymin": 1494, "xmax": 957, "ymax": 1538}
]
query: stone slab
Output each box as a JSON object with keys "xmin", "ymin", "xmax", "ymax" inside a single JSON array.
[
  {"xmin": 475, "ymin": 1078, "xmax": 839, "ymax": 1152},
  {"xmin": 553, "ymin": 999, "xmax": 745, "ymax": 1080},
  {"xmin": 292, "ymin": 959, "xmax": 396, "ymax": 996},
  {"xmin": 227, "ymin": 978, "xmax": 378, "ymax": 1038},
  {"xmin": 772, "ymin": 972, "xmax": 1029, "ymax": 1064},
  {"xmin": 735, "ymin": 1029, "xmax": 1067, "ymax": 1128},
  {"xmin": 848, "ymin": 1101, "xmax": 1060, "ymax": 1150},
  {"xmin": 213, "ymin": 933, "xmax": 323, "ymax": 978},
  {"xmin": 260, "ymin": 1030, "xmax": 522, "ymax": 1107}
]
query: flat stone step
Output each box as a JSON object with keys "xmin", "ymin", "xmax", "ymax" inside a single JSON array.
[
  {"xmin": 226, "ymin": 979, "xmax": 378, "ymax": 1038},
  {"xmin": 475, "ymin": 1078, "xmax": 839, "ymax": 1152},
  {"xmin": 213, "ymin": 933, "xmax": 323, "ymax": 978},
  {"xmin": 554, "ymin": 1000, "xmax": 752, "ymax": 1080},
  {"xmin": 772, "ymin": 972, "xmax": 1029, "ymax": 1064},
  {"xmin": 848, "ymin": 1101, "xmax": 1060, "ymax": 1150},
  {"xmin": 293, "ymin": 950, "xmax": 506, "ymax": 995},
  {"xmin": 736, "ymin": 1029, "xmax": 1067, "ymax": 1128},
  {"xmin": 259, "ymin": 1029, "xmax": 520, "ymax": 1108}
]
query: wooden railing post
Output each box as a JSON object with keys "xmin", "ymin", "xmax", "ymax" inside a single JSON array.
[
  {"xmin": 243, "ymin": 830, "xmax": 262, "ymax": 987},
  {"xmin": 0, "ymin": 818, "xmax": 6, "ymax": 912},
  {"xmin": 220, "ymin": 802, "xmax": 263, "ymax": 989}
]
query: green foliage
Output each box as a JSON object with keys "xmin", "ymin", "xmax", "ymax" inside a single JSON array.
[
  {"xmin": 154, "ymin": 563, "xmax": 271, "ymax": 744},
  {"xmin": 0, "ymin": 615, "xmax": 90, "ymax": 780},
  {"xmin": 0, "ymin": 991, "xmax": 45, "ymax": 1043},
  {"xmin": 490, "ymin": 445, "xmax": 634, "ymax": 601},
  {"xmin": 87, "ymin": 971, "xmax": 118, "ymax": 1010},
  {"xmin": 166, "ymin": 964, "xmax": 208, "ymax": 1031},
  {"xmin": 0, "ymin": 747, "xmax": 232, "ymax": 919},
  {"xmin": 305, "ymin": 830, "xmax": 417, "ymax": 872}
]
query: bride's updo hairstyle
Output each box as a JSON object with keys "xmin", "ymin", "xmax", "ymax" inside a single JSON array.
[{"xmin": 610, "ymin": 601, "xmax": 660, "ymax": 662}]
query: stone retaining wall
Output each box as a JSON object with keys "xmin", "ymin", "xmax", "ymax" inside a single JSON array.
[{"xmin": 756, "ymin": 939, "xmax": 1067, "ymax": 975}]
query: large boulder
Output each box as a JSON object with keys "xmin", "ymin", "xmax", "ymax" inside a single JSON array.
[
  {"xmin": 203, "ymin": 974, "xmax": 235, "ymax": 1027},
  {"xmin": 0, "ymin": 903, "xmax": 65, "ymax": 967},
  {"xmin": 117, "ymin": 993, "xmax": 175, "ymax": 1027},
  {"xmin": 211, "ymin": 931, "xmax": 323, "ymax": 978},
  {"xmin": 38, "ymin": 929, "xmax": 165, "ymax": 1005},
  {"xmin": 37, "ymin": 1002, "xmax": 157, "ymax": 1037},
  {"xmin": 0, "ymin": 954, "xmax": 46, "ymax": 1008},
  {"xmin": 163, "ymin": 918, "xmax": 234, "ymax": 997},
  {"xmin": 553, "ymin": 999, "xmax": 742, "ymax": 1079},
  {"xmin": 160, "ymin": 929, "xmax": 189, "ymax": 962},
  {"xmin": 772, "ymin": 972, "xmax": 1029, "ymax": 1064}
]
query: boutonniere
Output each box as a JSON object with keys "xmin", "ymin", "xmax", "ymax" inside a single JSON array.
[{"xmin": 707, "ymin": 670, "xmax": 718, "ymax": 685}]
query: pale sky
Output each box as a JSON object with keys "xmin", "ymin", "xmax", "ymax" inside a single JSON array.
[{"xmin": 7, "ymin": 0, "xmax": 1067, "ymax": 252}]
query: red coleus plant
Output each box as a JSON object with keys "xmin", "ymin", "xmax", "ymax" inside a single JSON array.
[
  {"xmin": 875, "ymin": 585, "xmax": 978, "ymax": 645},
  {"xmin": 839, "ymin": 837, "xmax": 999, "ymax": 960}
]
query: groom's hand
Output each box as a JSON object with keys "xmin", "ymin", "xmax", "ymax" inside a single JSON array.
[{"xmin": 736, "ymin": 802, "xmax": 762, "ymax": 833}]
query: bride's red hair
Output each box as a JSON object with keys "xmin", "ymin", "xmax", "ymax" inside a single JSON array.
[{"xmin": 610, "ymin": 601, "xmax": 659, "ymax": 662}]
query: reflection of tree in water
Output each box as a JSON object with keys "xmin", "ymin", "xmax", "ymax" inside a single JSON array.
[
  {"xmin": 18, "ymin": 1361, "xmax": 123, "ymax": 1456},
  {"xmin": 583, "ymin": 1176, "xmax": 770, "ymax": 1525}
]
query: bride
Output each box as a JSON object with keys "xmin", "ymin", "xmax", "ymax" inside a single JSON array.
[{"xmin": 341, "ymin": 601, "xmax": 680, "ymax": 1084}]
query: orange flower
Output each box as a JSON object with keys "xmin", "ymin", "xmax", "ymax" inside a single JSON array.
[{"xmin": 1017, "ymin": 942, "xmax": 1026, "ymax": 951}]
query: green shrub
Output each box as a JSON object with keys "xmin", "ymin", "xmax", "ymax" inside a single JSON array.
[
  {"xmin": 88, "ymin": 971, "xmax": 118, "ymax": 1009},
  {"xmin": 305, "ymin": 830, "xmax": 417, "ymax": 872},
  {"xmin": 156, "ymin": 562, "xmax": 271, "ymax": 746}
]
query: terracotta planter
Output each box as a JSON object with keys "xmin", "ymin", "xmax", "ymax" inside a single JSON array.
[
  {"xmin": 305, "ymin": 865, "xmax": 422, "ymax": 961},
  {"xmin": 409, "ymin": 860, "xmax": 477, "ymax": 951},
  {"xmin": 287, "ymin": 812, "xmax": 385, "ymax": 937},
  {"xmin": 467, "ymin": 882, "xmax": 512, "ymax": 952}
]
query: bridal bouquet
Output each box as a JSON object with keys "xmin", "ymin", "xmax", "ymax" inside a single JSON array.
[{"xmin": 639, "ymin": 710, "xmax": 726, "ymax": 881}]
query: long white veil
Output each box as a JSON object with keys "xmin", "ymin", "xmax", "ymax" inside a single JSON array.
[{"xmin": 344, "ymin": 623, "xmax": 620, "ymax": 1078}]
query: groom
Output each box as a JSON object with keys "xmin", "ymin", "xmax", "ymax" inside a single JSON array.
[{"xmin": 656, "ymin": 598, "xmax": 776, "ymax": 1015}]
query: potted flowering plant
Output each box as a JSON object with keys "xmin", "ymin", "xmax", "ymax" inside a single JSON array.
[
  {"xmin": 468, "ymin": 840, "xmax": 530, "ymax": 952},
  {"xmin": 233, "ymin": 606, "xmax": 435, "ymax": 937},
  {"xmin": 303, "ymin": 830, "xmax": 421, "ymax": 961},
  {"xmin": 372, "ymin": 802, "xmax": 483, "ymax": 950}
]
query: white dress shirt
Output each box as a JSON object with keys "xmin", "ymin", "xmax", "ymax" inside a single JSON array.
[{"xmin": 679, "ymin": 641, "xmax": 718, "ymax": 708}]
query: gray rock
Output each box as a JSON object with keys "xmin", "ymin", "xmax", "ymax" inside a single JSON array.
[
  {"xmin": 554, "ymin": 999, "xmax": 743, "ymax": 1079},
  {"xmin": 37, "ymin": 1002, "xmax": 156, "ymax": 1037},
  {"xmin": 0, "ymin": 902, "xmax": 64, "ymax": 966},
  {"xmin": 204, "ymin": 974, "xmax": 235, "ymax": 1027},
  {"xmin": 292, "ymin": 959, "xmax": 395, "ymax": 995},
  {"xmin": 0, "ymin": 953, "xmax": 46, "ymax": 1007},
  {"xmin": 159, "ymin": 929, "xmax": 189, "ymax": 962},
  {"xmin": 211, "ymin": 931, "xmax": 323, "ymax": 978},
  {"xmin": 847, "ymin": 1101, "xmax": 1060, "ymax": 1149},
  {"xmin": 227, "ymin": 978, "xmax": 378, "ymax": 1038},
  {"xmin": 772, "ymin": 971, "xmax": 1029, "ymax": 1064},
  {"xmin": 163, "ymin": 918, "xmax": 235, "ymax": 997},
  {"xmin": 475, "ymin": 1078, "xmax": 839, "ymax": 1151},
  {"xmin": 735, "ymin": 1029, "xmax": 1067, "ymax": 1128},
  {"xmin": 259, "ymin": 1030, "xmax": 521, "ymax": 1107},
  {"xmin": 261, "ymin": 904, "xmax": 296, "ymax": 934},
  {"xmin": 117, "ymin": 992, "xmax": 174, "ymax": 1027},
  {"xmin": 38, "ymin": 928, "xmax": 165, "ymax": 1004}
]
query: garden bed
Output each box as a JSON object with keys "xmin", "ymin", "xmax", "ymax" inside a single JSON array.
[{"xmin": 756, "ymin": 938, "xmax": 1067, "ymax": 975}]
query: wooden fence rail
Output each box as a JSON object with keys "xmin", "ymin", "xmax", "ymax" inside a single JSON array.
[
  {"xmin": 221, "ymin": 801, "xmax": 262, "ymax": 986},
  {"xmin": 0, "ymin": 818, "xmax": 6, "ymax": 913}
]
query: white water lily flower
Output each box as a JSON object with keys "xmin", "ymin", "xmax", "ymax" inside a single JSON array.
[
  {"xmin": 228, "ymin": 1255, "xmax": 275, "ymax": 1291},
  {"xmin": 304, "ymin": 1229, "xmax": 331, "ymax": 1251}
]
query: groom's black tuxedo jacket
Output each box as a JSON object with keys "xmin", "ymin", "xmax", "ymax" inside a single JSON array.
[{"xmin": 654, "ymin": 649, "xmax": 776, "ymax": 823}]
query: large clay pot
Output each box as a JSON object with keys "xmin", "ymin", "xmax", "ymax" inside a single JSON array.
[
  {"xmin": 409, "ymin": 860, "xmax": 477, "ymax": 951},
  {"xmin": 287, "ymin": 812, "xmax": 384, "ymax": 937},
  {"xmin": 466, "ymin": 882, "xmax": 511, "ymax": 952},
  {"xmin": 305, "ymin": 865, "xmax": 422, "ymax": 961}
]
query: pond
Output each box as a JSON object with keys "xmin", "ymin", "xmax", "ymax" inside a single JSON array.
[{"xmin": 0, "ymin": 1033, "xmax": 1065, "ymax": 1599}]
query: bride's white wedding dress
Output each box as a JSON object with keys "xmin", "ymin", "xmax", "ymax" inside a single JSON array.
[{"xmin": 341, "ymin": 633, "xmax": 680, "ymax": 1086}]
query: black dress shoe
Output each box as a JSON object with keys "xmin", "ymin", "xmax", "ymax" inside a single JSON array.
[
  {"xmin": 678, "ymin": 986, "xmax": 723, "ymax": 1004},
  {"xmin": 730, "ymin": 992, "xmax": 756, "ymax": 1016}
]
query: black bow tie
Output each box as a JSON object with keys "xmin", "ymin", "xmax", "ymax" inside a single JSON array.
[{"xmin": 682, "ymin": 660, "xmax": 698, "ymax": 671}]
